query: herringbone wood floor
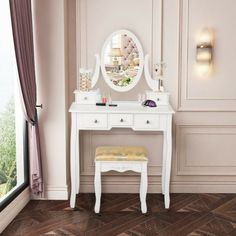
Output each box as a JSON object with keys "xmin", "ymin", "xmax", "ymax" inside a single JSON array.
[{"xmin": 2, "ymin": 193, "xmax": 236, "ymax": 236}]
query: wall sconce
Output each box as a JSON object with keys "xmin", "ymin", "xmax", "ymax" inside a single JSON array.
[{"xmin": 196, "ymin": 28, "xmax": 213, "ymax": 76}]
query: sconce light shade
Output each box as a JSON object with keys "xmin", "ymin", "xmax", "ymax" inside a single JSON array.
[
  {"xmin": 196, "ymin": 44, "xmax": 212, "ymax": 62},
  {"xmin": 198, "ymin": 28, "xmax": 212, "ymax": 45},
  {"xmin": 196, "ymin": 28, "xmax": 213, "ymax": 69}
]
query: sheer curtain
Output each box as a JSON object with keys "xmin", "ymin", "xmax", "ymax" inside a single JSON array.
[{"xmin": 9, "ymin": 0, "xmax": 43, "ymax": 195}]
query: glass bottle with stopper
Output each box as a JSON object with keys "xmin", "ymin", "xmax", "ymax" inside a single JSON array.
[{"xmin": 79, "ymin": 68, "xmax": 92, "ymax": 91}]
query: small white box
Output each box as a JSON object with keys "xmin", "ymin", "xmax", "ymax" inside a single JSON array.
[
  {"xmin": 74, "ymin": 90, "xmax": 101, "ymax": 104},
  {"xmin": 145, "ymin": 91, "xmax": 169, "ymax": 105}
]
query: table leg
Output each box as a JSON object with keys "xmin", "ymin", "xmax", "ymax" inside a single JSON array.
[
  {"xmin": 70, "ymin": 113, "xmax": 78, "ymax": 208},
  {"xmin": 162, "ymin": 130, "xmax": 167, "ymax": 195},
  {"xmin": 164, "ymin": 115, "xmax": 172, "ymax": 209},
  {"xmin": 76, "ymin": 129, "xmax": 80, "ymax": 194}
]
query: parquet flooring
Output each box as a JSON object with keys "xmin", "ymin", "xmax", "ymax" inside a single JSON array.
[{"xmin": 2, "ymin": 193, "xmax": 236, "ymax": 236}]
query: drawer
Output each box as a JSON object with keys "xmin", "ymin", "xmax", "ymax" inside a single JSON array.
[
  {"xmin": 78, "ymin": 114, "xmax": 107, "ymax": 129},
  {"xmin": 145, "ymin": 91, "xmax": 169, "ymax": 105},
  {"xmin": 109, "ymin": 114, "xmax": 133, "ymax": 127},
  {"xmin": 74, "ymin": 90, "xmax": 99, "ymax": 104},
  {"xmin": 134, "ymin": 114, "xmax": 160, "ymax": 129}
]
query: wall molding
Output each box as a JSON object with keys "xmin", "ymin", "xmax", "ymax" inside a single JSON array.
[
  {"xmin": 176, "ymin": 124, "xmax": 236, "ymax": 176},
  {"xmin": 0, "ymin": 187, "xmax": 30, "ymax": 233},
  {"xmin": 177, "ymin": 0, "xmax": 236, "ymax": 111},
  {"xmin": 76, "ymin": 0, "xmax": 163, "ymax": 75},
  {"xmin": 80, "ymin": 181, "xmax": 236, "ymax": 193}
]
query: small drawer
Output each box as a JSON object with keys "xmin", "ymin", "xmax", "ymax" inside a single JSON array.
[
  {"xmin": 110, "ymin": 114, "xmax": 133, "ymax": 127},
  {"xmin": 74, "ymin": 90, "xmax": 100, "ymax": 104},
  {"xmin": 78, "ymin": 114, "xmax": 107, "ymax": 129},
  {"xmin": 134, "ymin": 114, "xmax": 160, "ymax": 129},
  {"xmin": 145, "ymin": 91, "xmax": 169, "ymax": 105}
]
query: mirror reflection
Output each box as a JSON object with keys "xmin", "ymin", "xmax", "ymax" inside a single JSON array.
[{"xmin": 103, "ymin": 33, "xmax": 141, "ymax": 88}]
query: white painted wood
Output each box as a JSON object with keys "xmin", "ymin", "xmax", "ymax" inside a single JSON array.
[
  {"xmin": 70, "ymin": 101, "xmax": 174, "ymax": 114},
  {"xmin": 77, "ymin": 113, "xmax": 108, "ymax": 129},
  {"xmin": 162, "ymin": 130, "xmax": 167, "ymax": 195},
  {"xmin": 74, "ymin": 90, "xmax": 100, "ymax": 104},
  {"xmin": 134, "ymin": 114, "xmax": 160, "ymax": 130},
  {"xmin": 100, "ymin": 161, "xmax": 143, "ymax": 173},
  {"xmin": 70, "ymin": 113, "xmax": 78, "ymax": 208},
  {"xmin": 94, "ymin": 162, "xmax": 101, "ymax": 213},
  {"xmin": 140, "ymin": 162, "xmax": 148, "ymax": 213},
  {"xmin": 69, "ymin": 101, "xmax": 174, "ymax": 209},
  {"xmin": 109, "ymin": 114, "xmax": 133, "ymax": 127},
  {"xmin": 145, "ymin": 91, "xmax": 170, "ymax": 105},
  {"xmin": 163, "ymin": 115, "xmax": 172, "ymax": 208},
  {"xmin": 76, "ymin": 129, "xmax": 80, "ymax": 194},
  {"xmin": 91, "ymin": 54, "xmax": 100, "ymax": 88},
  {"xmin": 94, "ymin": 159, "xmax": 148, "ymax": 214},
  {"xmin": 144, "ymin": 54, "xmax": 159, "ymax": 91}
]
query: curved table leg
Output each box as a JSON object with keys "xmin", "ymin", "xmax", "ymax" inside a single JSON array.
[
  {"xmin": 162, "ymin": 130, "xmax": 167, "ymax": 195},
  {"xmin": 163, "ymin": 115, "xmax": 172, "ymax": 209},
  {"xmin": 140, "ymin": 163, "xmax": 148, "ymax": 213},
  {"xmin": 70, "ymin": 113, "xmax": 79, "ymax": 208}
]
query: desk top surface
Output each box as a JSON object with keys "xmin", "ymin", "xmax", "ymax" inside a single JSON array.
[{"xmin": 69, "ymin": 102, "xmax": 175, "ymax": 114}]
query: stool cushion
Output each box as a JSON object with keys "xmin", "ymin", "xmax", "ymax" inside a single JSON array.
[{"xmin": 95, "ymin": 146, "xmax": 148, "ymax": 161}]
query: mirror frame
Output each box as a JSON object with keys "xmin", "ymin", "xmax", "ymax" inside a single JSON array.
[{"xmin": 101, "ymin": 30, "xmax": 144, "ymax": 92}]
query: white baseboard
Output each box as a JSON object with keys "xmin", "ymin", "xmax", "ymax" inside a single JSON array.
[
  {"xmin": 0, "ymin": 187, "xmax": 30, "ymax": 233},
  {"xmin": 80, "ymin": 181, "xmax": 236, "ymax": 193},
  {"xmin": 32, "ymin": 185, "xmax": 69, "ymax": 200}
]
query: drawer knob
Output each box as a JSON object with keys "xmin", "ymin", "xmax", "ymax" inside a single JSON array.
[
  {"xmin": 146, "ymin": 120, "xmax": 150, "ymax": 124},
  {"xmin": 120, "ymin": 118, "xmax": 124, "ymax": 122},
  {"xmin": 84, "ymin": 97, "xmax": 88, "ymax": 100},
  {"xmin": 157, "ymin": 98, "xmax": 160, "ymax": 101},
  {"xmin": 94, "ymin": 119, "xmax": 98, "ymax": 123}
]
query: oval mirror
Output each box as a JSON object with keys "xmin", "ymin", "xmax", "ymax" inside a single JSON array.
[{"xmin": 101, "ymin": 30, "xmax": 144, "ymax": 92}]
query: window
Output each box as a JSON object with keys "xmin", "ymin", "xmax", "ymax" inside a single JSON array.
[{"xmin": 0, "ymin": 0, "xmax": 28, "ymax": 210}]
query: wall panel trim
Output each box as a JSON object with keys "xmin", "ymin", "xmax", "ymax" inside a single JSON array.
[
  {"xmin": 176, "ymin": 124, "xmax": 236, "ymax": 176},
  {"xmin": 177, "ymin": 0, "xmax": 236, "ymax": 111}
]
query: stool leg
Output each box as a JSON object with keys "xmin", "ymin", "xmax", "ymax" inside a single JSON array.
[
  {"xmin": 140, "ymin": 163, "xmax": 147, "ymax": 213},
  {"xmin": 94, "ymin": 162, "xmax": 101, "ymax": 213}
]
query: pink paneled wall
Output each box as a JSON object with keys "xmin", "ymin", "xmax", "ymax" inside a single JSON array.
[{"xmin": 34, "ymin": 0, "xmax": 236, "ymax": 198}]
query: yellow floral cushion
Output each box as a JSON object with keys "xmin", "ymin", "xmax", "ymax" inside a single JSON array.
[{"xmin": 95, "ymin": 146, "xmax": 148, "ymax": 161}]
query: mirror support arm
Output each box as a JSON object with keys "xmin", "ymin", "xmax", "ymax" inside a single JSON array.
[
  {"xmin": 144, "ymin": 54, "xmax": 158, "ymax": 91},
  {"xmin": 91, "ymin": 54, "xmax": 100, "ymax": 88}
]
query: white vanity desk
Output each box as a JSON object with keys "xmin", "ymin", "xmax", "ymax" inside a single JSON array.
[
  {"xmin": 70, "ymin": 29, "xmax": 175, "ymax": 210},
  {"xmin": 69, "ymin": 101, "xmax": 174, "ymax": 209}
]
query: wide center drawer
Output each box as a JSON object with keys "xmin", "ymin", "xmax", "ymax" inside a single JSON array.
[
  {"xmin": 134, "ymin": 114, "xmax": 160, "ymax": 129},
  {"xmin": 78, "ymin": 114, "xmax": 107, "ymax": 129},
  {"xmin": 109, "ymin": 114, "xmax": 133, "ymax": 127}
]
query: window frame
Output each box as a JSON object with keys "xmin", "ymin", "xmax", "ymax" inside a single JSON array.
[{"xmin": 0, "ymin": 121, "xmax": 29, "ymax": 212}]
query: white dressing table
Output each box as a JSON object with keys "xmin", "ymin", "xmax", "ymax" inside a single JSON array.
[
  {"xmin": 69, "ymin": 101, "xmax": 174, "ymax": 209},
  {"xmin": 70, "ymin": 29, "xmax": 175, "ymax": 210}
]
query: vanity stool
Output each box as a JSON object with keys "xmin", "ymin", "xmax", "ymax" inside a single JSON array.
[{"xmin": 94, "ymin": 146, "xmax": 148, "ymax": 214}]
